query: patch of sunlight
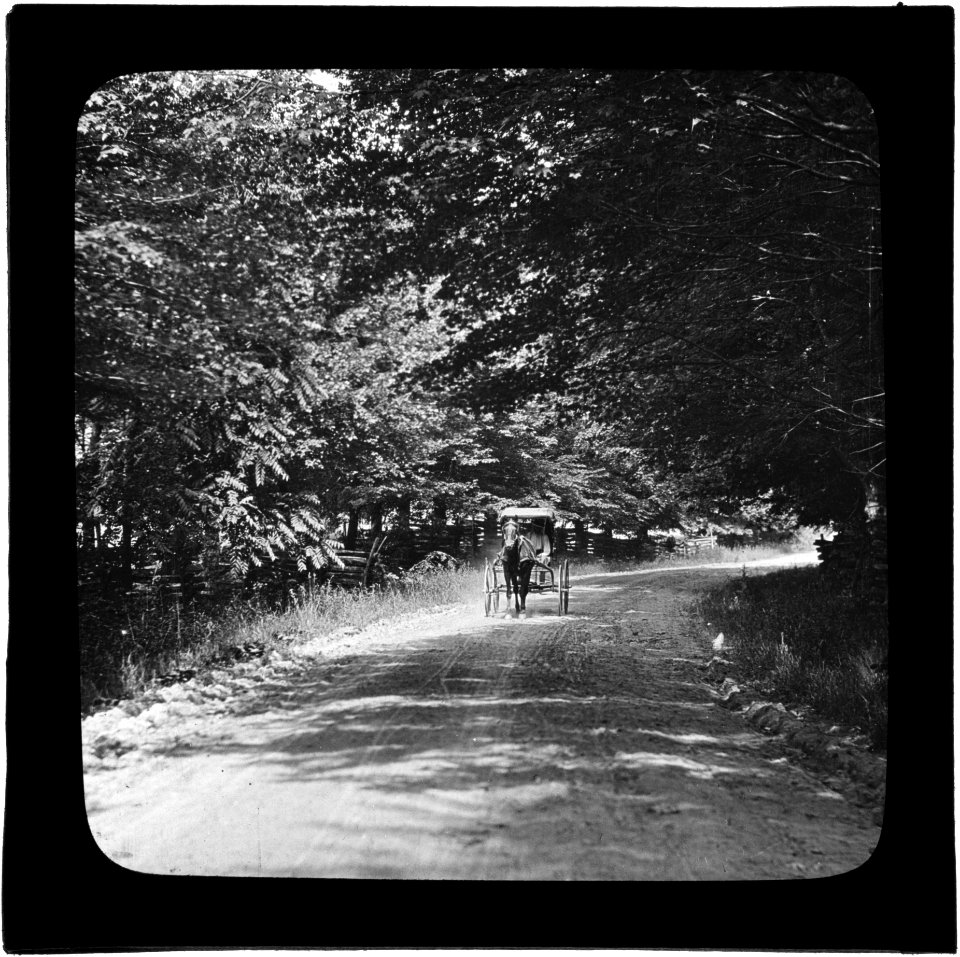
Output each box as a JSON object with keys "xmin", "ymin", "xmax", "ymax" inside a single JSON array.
[
  {"xmin": 485, "ymin": 780, "xmax": 570, "ymax": 805},
  {"xmin": 616, "ymin": 791, "xmax": 710, "ymax": 811},
  {"xmin": 572, "ymin": 553, "xmax": 818, "ymax": 579},
  {"xmin": 468, "ymin": 741, "xmax": 586, "ymax": 771},
  {"xmin": 306, "ymin": 70, "xmax": 342, "ymax": 91},
  {"xmin": 637, "ymin": 699, "xmax": 714, "ymax": 712},
  {"xmin": 613, "ymin": 750, "xmax": 768, "ymax": 781},
  {"xmin": 467, "ymin": 714, "xmax": 502, "ymax": 726},
  {"xmin": 326, "ymin": 754, "xmax": 465, "ymax": 780},
  {"xmin": 314, "ymin": 693, "xmax": 662, "ymax": 716},
  {"xmin": 634, "ymin": 728, "xmax": 723, "ymax": 745},
  {"xmin": 327, "ymin": 742, "xmax": 585, "ymax": 788},
  {"xmin": 464, "ymin": 741, "xmax": 531, "ymax": 765},
  {"xmin": 315, "ymin": 695, "xmax": 410, "ymax": 713},
  {"xmin": 335, "ymin": 721, "xmax": 450, "ymax": 734}
]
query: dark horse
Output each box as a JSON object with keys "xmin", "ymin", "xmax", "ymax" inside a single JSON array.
[{"xmin": 499, "ymin": 519, "xmax": 537, "ymax": 618}]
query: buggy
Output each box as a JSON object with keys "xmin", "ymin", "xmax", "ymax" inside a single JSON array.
[{"xmin": 483, "ymin": 507, "xmax": 571, "ymax": 617}]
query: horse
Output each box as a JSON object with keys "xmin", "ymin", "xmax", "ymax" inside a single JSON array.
[{"xmin": 498, "ymin": 519, "xmax": 537, "ymax": 618}]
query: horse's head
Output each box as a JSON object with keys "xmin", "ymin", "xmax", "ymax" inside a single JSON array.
[{"xmin": 501, "ymin": 519, "xmax": 520, "ymax": 550}]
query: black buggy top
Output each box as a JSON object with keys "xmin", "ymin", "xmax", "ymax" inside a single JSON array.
[{"xmin": 496, "ymin": 507, "xmax": 556, "ymax": 540}]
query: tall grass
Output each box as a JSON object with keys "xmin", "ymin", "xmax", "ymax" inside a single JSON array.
[
  {"xmin": 227, "ymin": 566, "xmax": 483, "ymax": 648},
  {"xmin": 80, "ymin": 567, "xmax": 484, "ymax": 714},
  {"xmin": 694, "ymin": 567, "xmax": 888, "ymax": 750}
]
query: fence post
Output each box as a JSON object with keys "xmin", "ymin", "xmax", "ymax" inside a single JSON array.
[{"xmin": 573, "ymin": 520, "xmax": 588, "ymax": 555}]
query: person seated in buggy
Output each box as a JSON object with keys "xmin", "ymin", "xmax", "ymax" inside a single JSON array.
[{"xmin": 524, "ymin": 520, "xmax": 552, "ymax": 566}]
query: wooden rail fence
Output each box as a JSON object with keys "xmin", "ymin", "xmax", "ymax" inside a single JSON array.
[
  {"xmin": 81, "ymin": 521, "xmax": 696, "ymax": 601},
  {"xmin": 682, "ymin": 535, "xmax": 717, "ymax": 556}
]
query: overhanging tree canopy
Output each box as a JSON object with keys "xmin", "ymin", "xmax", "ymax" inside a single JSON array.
[
  {"xmin": 76, "ymin": 67, "xmax": 883, "ymax": 582},
  {"xmin": 341, "ymin": 68, "xmax": 882, "ymax": 525}
]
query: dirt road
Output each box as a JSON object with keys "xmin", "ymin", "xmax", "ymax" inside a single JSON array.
[{"xmin": 83, "ymin": 554, "xmax": 880, "ymax": 879}]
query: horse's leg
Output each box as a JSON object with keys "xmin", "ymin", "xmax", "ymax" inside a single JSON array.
[
  {"xmin": 502, "ymin": 560, "xmax": 514, "ymax": 617},
  {"xmin": 511, "ymin": 562, "xmax": 521, "ymax": 617},
  {"xmin": 518, "ymin": 562, "xmax": 533, "ymax": 617}
]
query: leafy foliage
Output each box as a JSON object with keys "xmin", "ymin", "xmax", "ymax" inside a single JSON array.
[
  {"xmin": 343, "ymin": 69, "xmax": 883, "ymax": 524},
  {"xmin": 77, "ymin": 68, "xmax": 882, "ymax": 591}
]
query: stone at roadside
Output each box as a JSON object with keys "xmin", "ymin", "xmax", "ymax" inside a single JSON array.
[
  {"xmin": 745, "ymin": 701, "xmax": 789, "ymax": 733},
  {"xmin": 703, "ymin": 656, "xmax": 736, "ymax": 679},
  {"xmin": 716, "ymin": 677, "xmax": 747, "ymax": 710}
]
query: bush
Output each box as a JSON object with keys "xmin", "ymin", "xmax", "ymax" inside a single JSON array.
[{"xmin": 695, "ymin": 567, "xmax": 888, "ymax": 749}]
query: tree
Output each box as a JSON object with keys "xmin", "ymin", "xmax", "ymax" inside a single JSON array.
[{"xmin": 75, "ymin": 71, "xmax": 448, "ymax": 580}]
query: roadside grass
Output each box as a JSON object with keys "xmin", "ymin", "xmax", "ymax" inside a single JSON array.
[
  {"xmin": 694, "ymin": 567, "xmax": 888, "ymax": 750},
  {"xmin": 80, "ymin": 567, "xmax": 484, "ymax": 715}
]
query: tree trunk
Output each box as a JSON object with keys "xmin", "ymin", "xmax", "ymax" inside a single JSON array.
[
  {"xmin": 120, "ymin": 515, "xmax": 134, "ymax": 592},
  {"xmin": 370, "ymin": 502, "xmax": 383, "ymax": 539},
  {"xmin": 346, "ymin": 508, "xmax": 359, "ymax": 549},
  {"xmin": 80, "ymin": 418, "xmax": 101, "ymax": 555},
  {"xmin": 396, "ymin": 497, "xmax": 411, "ymax": 532}
]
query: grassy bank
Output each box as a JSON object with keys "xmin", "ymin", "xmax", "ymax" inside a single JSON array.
[
  {"xmin": 694, "ymin": 566, "xmax": 888, "ymax": 750},
  {"xmin": 80, "ymin": 567, "xmax": 483, "ymax": 714}
]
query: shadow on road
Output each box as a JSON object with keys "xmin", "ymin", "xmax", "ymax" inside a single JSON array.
[{"xmin": 193, "ymin": 609, "xmax": 793, "ymax": 806}]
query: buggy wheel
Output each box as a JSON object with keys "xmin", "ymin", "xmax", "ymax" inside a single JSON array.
[
  {"xmin": 558, "ymin": 559, "xmax": 571, "ymax": 615},
  {"xmin": 484, "ymin": 562, "xmax": 495, "ymax": 617}
]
